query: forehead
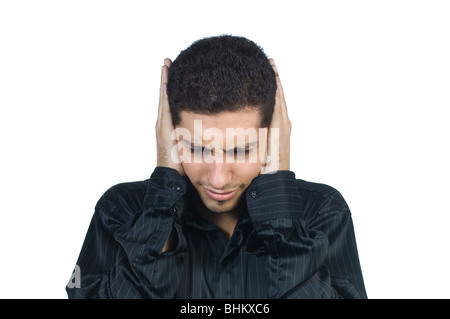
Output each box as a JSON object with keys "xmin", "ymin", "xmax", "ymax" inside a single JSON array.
[{"xmin": 178, "ymin": 108, "xmax": 262, "ymax": 132}]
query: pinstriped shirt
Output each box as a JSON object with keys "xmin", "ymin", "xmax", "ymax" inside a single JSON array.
[{"xmin": 66, "ymin": 167, "xmax": 367, "ymax": 299}]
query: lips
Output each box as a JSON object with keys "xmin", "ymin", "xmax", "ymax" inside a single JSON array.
[{"xmin": 204, "ymin": 188, "xmax": 237, "ymax": 201}]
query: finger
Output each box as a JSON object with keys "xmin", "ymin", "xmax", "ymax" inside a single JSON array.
[
  {"xmin": 269, "ymin": 59, "xmax": 288, "ymax": 119},
  {"xmin": 270, "ymin": 59, "xmax": 284, "ymax": 104},
  {"xmin": 157, "ymin": 67, "xmax": 167, "ymax": 121},
  {"xmin": 160, "ymin": 65, "xmax": 169, "ymax": 93},
  {"xmin": 160, "ymin": 58, "xmax": 172, "ymax": 96},
  {"xmin": 158, "ymin": 59, "xmax": 171, "ymax": 120},
  {"xmin": 269, "ymin": 59, "xmax": 283, "ymax": 119}
]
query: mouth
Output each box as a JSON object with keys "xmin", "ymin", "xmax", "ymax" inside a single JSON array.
[{"xmin": 204, "ymin": 188, "xmax": 238, "ymax": 201}]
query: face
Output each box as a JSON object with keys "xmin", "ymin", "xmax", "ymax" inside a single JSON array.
[{"xmin": 176, "ymin": 108, "xmax": 267, "ymax": 215}]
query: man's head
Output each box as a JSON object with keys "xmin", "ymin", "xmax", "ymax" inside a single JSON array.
[
  {"xmin": 167, "ymin": 35, "xmax": 277, "ymax": 215},
  {"xmin": 167, "ymin": 35, "xmax": 276, "ymax": 127}
]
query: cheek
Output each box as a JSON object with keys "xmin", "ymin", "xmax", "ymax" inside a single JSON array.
[
  {"xmin": 235, "ymin": 162, "xmax": 262, "ymax": 184},
  {"xmin": 181, "ymin": 163, "xmax": 204, "ymax": 181},
  {"xmin": 257, "ymin": 140, "xmax": 268, "ymax": 163}
]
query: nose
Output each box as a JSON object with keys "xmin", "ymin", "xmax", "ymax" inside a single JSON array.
[{"xmin": 207, "ymin": 162, "xmax": 232, "ymax": 191}]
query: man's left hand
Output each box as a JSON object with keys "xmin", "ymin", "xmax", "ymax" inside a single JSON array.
[{"xmin": 260, "ymin": 59, "xmax": 291, "ymax": 174}]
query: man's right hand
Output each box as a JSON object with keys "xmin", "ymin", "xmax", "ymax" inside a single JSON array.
[
  {"xmin": 156, "ymin": 59, "xmax": 185, "ymax": 253},
  {"xmin": 156, "ymin": 58, "xmax": 185, "ymax": 176}
]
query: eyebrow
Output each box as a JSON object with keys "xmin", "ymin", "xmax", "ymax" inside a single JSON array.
[{"xmin": 181, "ymin": 139, "xmax": 258, "ymax": 151}]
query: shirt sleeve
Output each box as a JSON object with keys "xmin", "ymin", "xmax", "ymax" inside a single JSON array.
[
  {"xmin": 303, "ymin": 183, "xmax": 367, "ymax": 299},
  {"xmin": 245, "ymin": 171, "xmax": 367, "ymax": 299},
  {"xmin": 66, "ymin": 167, "xmax": 187, "ymax": 299}
]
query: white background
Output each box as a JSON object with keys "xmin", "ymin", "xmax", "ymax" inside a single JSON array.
[{"xmin": 1, "ymin": 0, "xmax": 449, "ymax": 299}]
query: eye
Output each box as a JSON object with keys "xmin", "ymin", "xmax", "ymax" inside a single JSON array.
[
  {"xmin": 235, "ymin": 148, "xmax": 251, "ymax": 156},
  {"xmin": 190, "ymin": 146, "xmax": 204, "ymax": 153}
]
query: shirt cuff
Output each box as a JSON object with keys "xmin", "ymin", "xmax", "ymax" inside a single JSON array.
[
  {"xmin": 246, "ymin": 170, "xmax": 304, "ymax": 221},
  {"xmin": 144, "ymin": 167, "xmax": 187, "ymax": 209}
]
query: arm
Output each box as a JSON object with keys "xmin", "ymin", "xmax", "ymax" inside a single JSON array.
[
  {"xmin": 247, "ymin": 60, "xmax": 366, "ymax": 298},
  {"xmin": 66, "ymin": 59, "xmax": 187, "ymax": 298},
  {"xmin": 246, "ymin": 172, "xmax": 366, "ymax": 298},
  {"xmin": 246, "ymin": 171, "xmax": 331, "ymax": 298},
  {"xmin": 304, "ymin": 185, "xmax": 367, "ymax": 298},
  {"xmin": 66, "ymin": 168, "xmax": 187, "ymax": 299}
]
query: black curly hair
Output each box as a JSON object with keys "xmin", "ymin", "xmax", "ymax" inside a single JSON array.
[{"xmin": 167, "ymin": 35, "xmax": 276, "ymax": 127}]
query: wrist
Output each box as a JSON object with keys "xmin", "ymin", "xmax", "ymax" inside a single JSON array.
[{"xmin": 156, "ymin": 160, "xmax": 185, "ymax": 176}]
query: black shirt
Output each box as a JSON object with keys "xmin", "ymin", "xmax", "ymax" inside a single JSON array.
[{"xmin": 66, "ymin": 167, "xmax": 367, "ymax": 298}]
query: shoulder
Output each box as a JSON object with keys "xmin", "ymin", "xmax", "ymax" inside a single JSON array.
[
  {"xmin": 94, "ymin": 179, "xmax": 149, "ymax": 225},
  {"xmin": 296, "ymin": 179, "xmax": 349, "ymax": 209},
  {"xmin": 295, "ymin": 179, "xmax": 351, "ymax": 224}
]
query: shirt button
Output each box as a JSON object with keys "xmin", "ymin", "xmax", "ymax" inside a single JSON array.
[
  {"xmin": 171, "ymin": 205, "xmax": 178, "ymax": 213},
  {"xmin": 171, "ymin": 185, "xmax": 181, "ymax": 192},
  {"xmin": 251, "ymin": 190, "xmax": 257, "ymax": 198}
]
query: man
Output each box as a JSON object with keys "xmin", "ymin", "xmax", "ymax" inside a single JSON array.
[{"xmin": 66, "ymin": 35, "xmax": 367, "ymax": 298}]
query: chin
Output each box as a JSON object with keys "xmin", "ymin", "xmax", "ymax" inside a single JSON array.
[
  {"xmin": 203, "ymin": 199, "xmax": 237, "ymax": 214},
  {"xmin": 200, "ymin": 193, "xmax": 241, "ymax": 214}
]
